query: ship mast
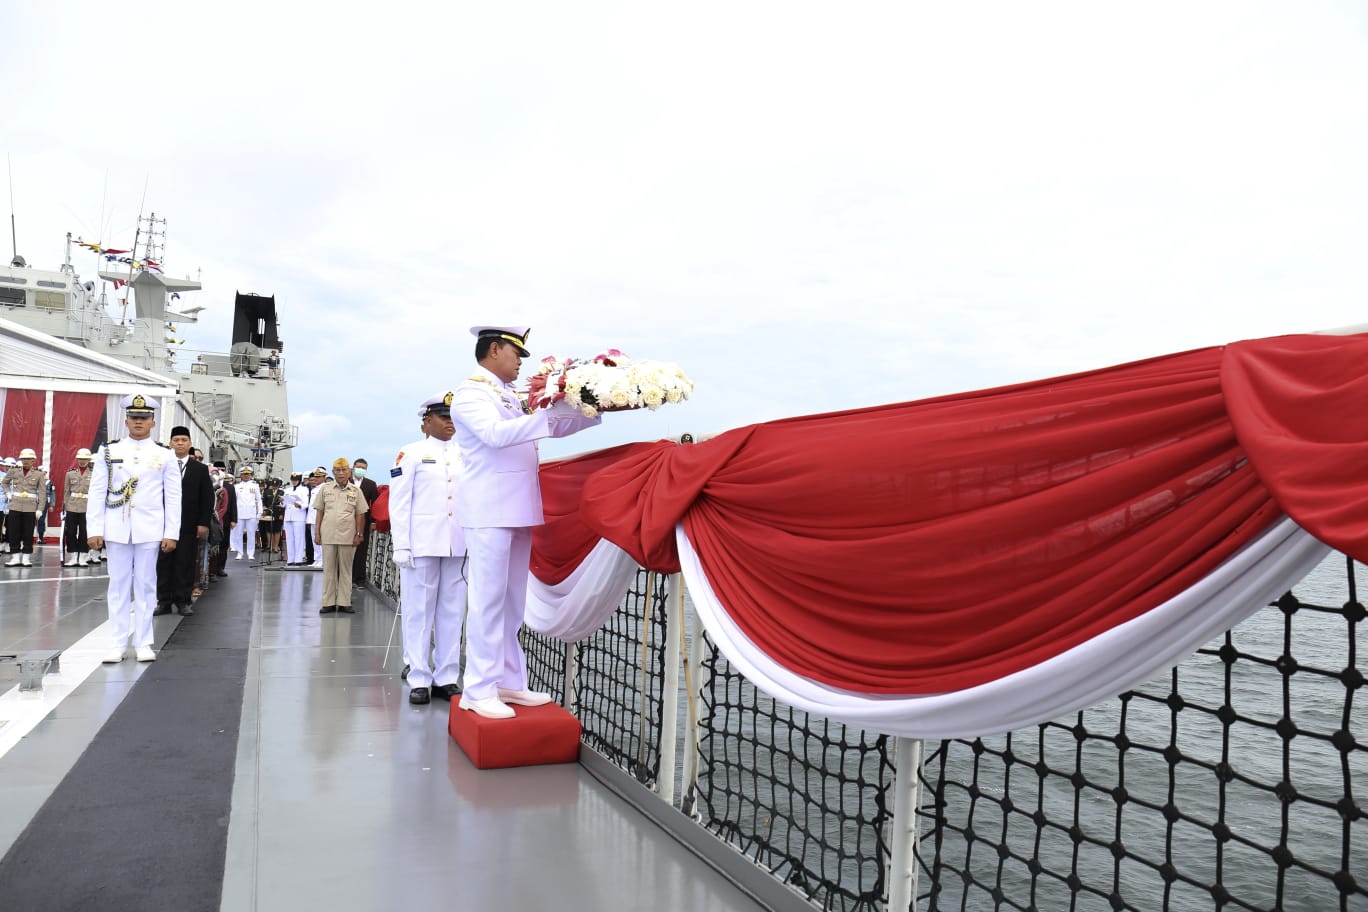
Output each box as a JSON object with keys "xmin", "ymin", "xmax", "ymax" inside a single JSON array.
[{"xmin": 6, "ymin": 154, "xmax": 16, "ymax": 263}]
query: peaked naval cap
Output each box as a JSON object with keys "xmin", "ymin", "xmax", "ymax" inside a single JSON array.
[
  {"xmin": 419, "ymin": 391, "xmax": 455, "ymax": 418},
  {"xmin": 470, "ymin": 325, "xmax": 531, "ymax": 357},
  {"xmin": 122, "ymin": 392, "xmax": 158, "ymax": 417}
]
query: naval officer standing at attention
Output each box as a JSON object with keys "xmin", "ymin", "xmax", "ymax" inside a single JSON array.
[
  {"xmin": 88, "ymin": 393, "xmax": 182, "ymax": 663},
  {"xmin": 389, "ymin": 392, "xmax": 469, "ymax": 705},
  {"xmin": 452, "ymin": 325, "xmax": 602, "ymax": 719}
]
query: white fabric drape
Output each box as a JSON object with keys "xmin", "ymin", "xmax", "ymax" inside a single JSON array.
[
  {"xmin": 679, "ymin": 516, "xmax": 1328, "ymax": 740},
  {"xmin": 525, "ymin": 537, "xmax": 639, "ymax": 642},
  {"xmin": 104, "ymin": 395, "xmax": 123, "ymax": 442}
]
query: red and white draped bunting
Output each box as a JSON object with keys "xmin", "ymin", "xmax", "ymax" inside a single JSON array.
[{"xmin": 527, "ymin": 333, "xmax": 1368, "ymax": 739}]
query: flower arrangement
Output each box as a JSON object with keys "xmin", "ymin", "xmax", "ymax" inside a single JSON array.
[{"xmin": 525, "ymin": 349, "xmax": 694, "ymax": 418}]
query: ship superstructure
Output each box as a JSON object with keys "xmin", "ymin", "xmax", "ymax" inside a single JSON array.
[{"xmin": 0, "ymin": 215, "xmax": 296, "ymax": 489}]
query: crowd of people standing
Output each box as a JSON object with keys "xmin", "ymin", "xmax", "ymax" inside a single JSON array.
[{"xmin": 8, "ymin": 323, "xmax": 613, "ymax": 724}]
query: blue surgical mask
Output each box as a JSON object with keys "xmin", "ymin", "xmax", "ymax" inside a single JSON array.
[{"xmin": 353, "ymin": 467, "xmax": 367, "ymax": 479}]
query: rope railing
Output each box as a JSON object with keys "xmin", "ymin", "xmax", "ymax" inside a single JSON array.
[{"xmin": 364, "ymin": 536, "xmax": 1364, "ymax": 911}]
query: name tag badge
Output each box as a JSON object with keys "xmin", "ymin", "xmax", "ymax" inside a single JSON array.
[
  {"xmin": 110, "ymin": 458, "xmax": 124, "ymax": 464},
  {"xmin": 390, "ymin": 467, "xmax": 403, "ymax": 478},
  {"xmin": 421, "ymin": 457, "xmax": 437, "ymax": 464}
]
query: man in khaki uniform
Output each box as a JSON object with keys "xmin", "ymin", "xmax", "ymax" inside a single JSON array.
[
  {"xmin": 312, "ymin": 457, "xmax": 368, "ymax": 615},
  {"xmin": 62, "ymin": 448, "xmax": 95, "ymax": 566},
  {"xmin": 5, "ymin": 448, "xmax": 48, "ymax": 566}
]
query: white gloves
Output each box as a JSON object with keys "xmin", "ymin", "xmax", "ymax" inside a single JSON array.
[
  {"xmin": 393, "ymin": 549, "xmax": 415, "ymax": 570},
  {"xmin": 549, "ymin": 398, "xmax": 584, "ymax": 418}
]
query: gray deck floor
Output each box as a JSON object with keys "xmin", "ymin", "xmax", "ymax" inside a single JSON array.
[{"xmin": 0, "ymin": 545, "xmax": 768, "ymax": 912}]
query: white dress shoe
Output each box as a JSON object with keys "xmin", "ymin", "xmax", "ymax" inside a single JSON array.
[
  {"xmin": 497, "ymin": 688, "xmax": 552, "ymax": 707},
  {"xmin": 21, "ymin": 555, "xmax": 32, "ymax": 566},
  {"xmin": 135, "ymin": 646, "xmax": 156, "ymax": 662},
  {"xmin": 78, "ymin": 555, "xmax": 89, "ymax": 566},
  {"xmin": 63, "ymin": 558, "xmax": 78, "ymax": 567},
  {"xmin": 5, "ymin": 556, "xmax": 20, "ymax": 567},
  {"xmin": 102, "ymin": 647, "xmax": 126, "ymax": 664},
  {"xmin": 234, "ymin": 553, "xmax": 242, "ymax": 560},
  {"xmin": 459, "ymin": 695, "xmax": 515, "ymax": 719}
]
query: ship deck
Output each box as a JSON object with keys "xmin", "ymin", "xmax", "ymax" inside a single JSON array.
[{"xmin": 0, "ymin": 546, "xmax": 770, "ymax": 911}]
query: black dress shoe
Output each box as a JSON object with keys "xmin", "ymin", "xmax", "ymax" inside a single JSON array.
[
  {"xmin": 408, "ymin": 687, "xmax": 430, "ymax": 705},
  {"xmin": 153, "ymin": 604, "xmax": 172, "ymax": 616},
  {"xmin": 179, "ymin": 604, "xmax": 195, "ymax": 617},
  {"xmin": 431, "ymin": 683, "xmax": 461, "ymax": 701},
  {"xmin": 319, "ymin": 605, "xmax": 337, "ymax": 614},
  {"xmin": 337, "ymin": 605, "xmax": 355, "ymax": 614},
  {"xmin": 400, "ymin": 664, "xmax": 410, "ymax": 680}
]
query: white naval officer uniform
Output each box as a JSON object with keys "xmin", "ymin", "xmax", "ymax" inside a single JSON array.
[
  {"xmin": 389, "ymin": 420, "xmax": 468, "ymax": 692},
  {"xmin": 452, "ymin": 360, "xmax": 600, "ymax": 705},
  {"xmin": 87, "ymin": 417, "xmax": 182, "ymax": 654},
  {"xmin": 282, "ymin": 480, "xmax": 309, "ymax": 564},
  {"xmin": 233, "ymin": 475, "xmax": 262, "ymax": 558}
]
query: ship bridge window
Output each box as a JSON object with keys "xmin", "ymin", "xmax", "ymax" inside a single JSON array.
[
  {"xmin": 0, "ymin": 275, "xmax": 27, "ymax": 284},
  {"xmin": 0, "ymin": 287, "xmax": 23, "ymax": 307},
  {"xmin": 35, "ymin": 291, "xmax": 66, "ymax": 311},
  {"xmin": 36, "ymin": 280, "xmax": 67, "ymax": 289}
]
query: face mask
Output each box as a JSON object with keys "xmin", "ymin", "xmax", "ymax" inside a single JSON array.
[{"xmin": 353, "ymin": 467, "xmax": 367, "ymax": 479}]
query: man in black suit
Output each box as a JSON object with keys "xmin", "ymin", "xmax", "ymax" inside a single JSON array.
[
  {"xmin": 350, "ymin": 457, "xmax": 381, "ymax": 587},
  {"xmin": 156, "ymin": 427, "xmax": 214, "ymax": 616}
]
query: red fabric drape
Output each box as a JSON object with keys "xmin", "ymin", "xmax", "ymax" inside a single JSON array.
[
  {"xmin": 534, "ymin": 443, "xmax": 666, "ymax": 584},
  {"xmin": 1, "ymin": 388, "xmax": 46, "ymax": 459},
  {"xmin": 553, "ymin": 334, "xmax": 1368, "ymax": 696},
  {"xmin": 1222, "ymin": 334, "xmax": 1368, "ymax": 563},
  {"xmin": 49, "ymin": 392, "xmax": 107, "ymax": 528}
]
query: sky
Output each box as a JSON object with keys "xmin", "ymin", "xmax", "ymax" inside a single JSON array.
[{"xmin": 4, "ymin": 1, "xmax": 1366, "ymax": 473}]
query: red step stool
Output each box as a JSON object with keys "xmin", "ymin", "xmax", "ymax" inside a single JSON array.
[{"xmin": 448, "ymin": 700, "xmax": 582, "ymax": 770}]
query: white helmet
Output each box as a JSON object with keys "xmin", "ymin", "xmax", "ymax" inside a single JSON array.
[
  {"xmin": 19, "ymin": 448, "xmax": 37, "ymax": 460},
  {"xmin": 76, "ymin": 448, "xmax": 93, "ymax": 460}
]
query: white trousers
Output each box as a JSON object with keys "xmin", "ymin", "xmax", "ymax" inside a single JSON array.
[
  {"xmin": 107, "ymin": 540, "xmax": 161, "ymax": 648},
  {"xmin": 400, "ymin": 555, "xmax": 469, "ymax": 689},
  {"xmin": 284, "ymin": 520, "xmax": 306, "ymax": 564},
  {"xmin": 233, "ymin": 517, "xmax": 258, "ymax": 557},
  {"xmin": 461, "ymin": 526, "xmax": 532, "ymax": 702}
]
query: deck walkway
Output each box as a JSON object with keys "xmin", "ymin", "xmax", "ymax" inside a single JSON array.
[{"xmin": 0, "ymin": 546, "xmax": 769, "ymax": 911}]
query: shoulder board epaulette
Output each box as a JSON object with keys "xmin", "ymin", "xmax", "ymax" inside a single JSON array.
[
  {"xmin": 468, "ymin": 375, "xmax": 492, "ymax": 384},
  {"xmin": 156, "ymin": 441, "xmax": 171, "ymax": 449},
  {"xmin": 107, "ymin": 439, "xmax": 121, "ymax": 445}
]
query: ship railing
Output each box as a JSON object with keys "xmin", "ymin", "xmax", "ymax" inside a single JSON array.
[
  {"xmin": 363, "ymin": 536, "xmax": 1364, "ymax": 912},
  {"xmin": 181, "ymin": 349, "xmax": 286, "ymax": 383}
]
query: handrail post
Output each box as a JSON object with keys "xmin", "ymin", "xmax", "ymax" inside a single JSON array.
[
  {"xmin": 886, "ymin": 736, "xmax": 924, "ymax": 912},
  {"xmin": 563, "ymin": 641, "xmax": 580, "ymax": 715},
  {"xmin": 658, "ymin": 572, "xmax": 684, "ymax": 804},
  {"xmin": 679, "ymin": 583, "xmax": 703, "ymax": 815}
]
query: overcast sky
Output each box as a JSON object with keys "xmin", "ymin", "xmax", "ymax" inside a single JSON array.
[{"xmin": 5, "ymin": 1, "xmax": 1366, "ymax": 472}]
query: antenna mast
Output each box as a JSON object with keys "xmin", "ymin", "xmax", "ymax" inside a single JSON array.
[{"xmin": 6, "ymin": 154, "xmax": 15, "ymax": 262}]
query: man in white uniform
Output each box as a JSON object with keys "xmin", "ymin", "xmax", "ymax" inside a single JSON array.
[
  {"xmin": 88, "ymin": 393, "xmax": 182, "ymax": 663},
  {"xmin": 390, "ymin": 392, "xmax": 469, "ymax": 705},
  {"xmin": 233, "ymin": 467, "xmax": 262, "ymax": 560},
  {"xmin": 452, "ymin": 325, "xmax": 602, "ymax": 719},
  {"xmin": 305, "ymin": 467, "xmax": 325, "ymax": 567},
  {"xmin": 282, "ymin": 471, "xmax": 309, "ymax": 565}
]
